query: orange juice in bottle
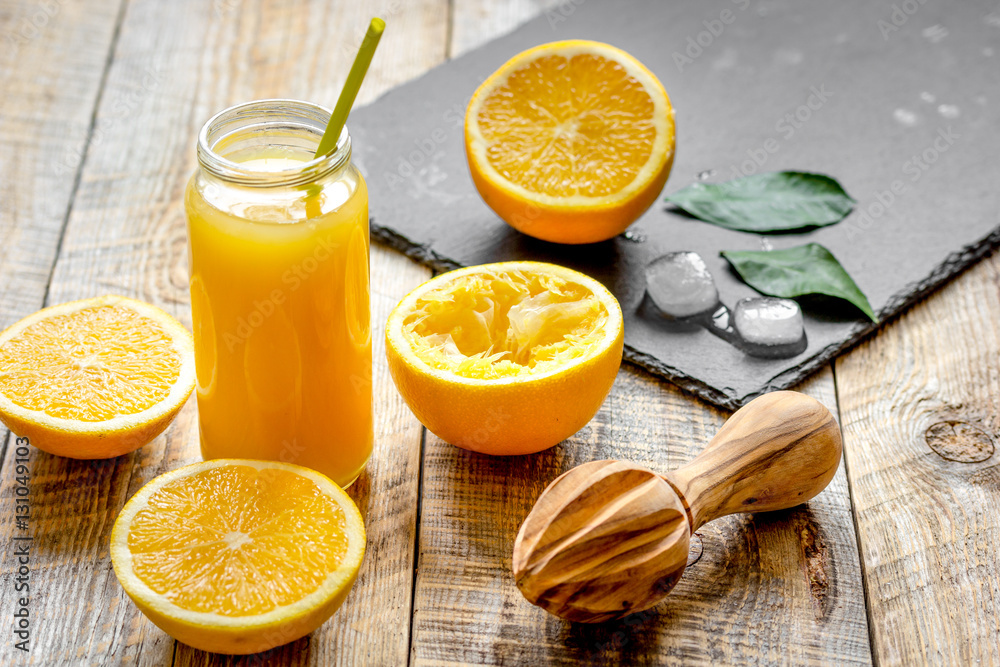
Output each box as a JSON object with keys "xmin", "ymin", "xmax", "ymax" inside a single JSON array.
[{"xmin": 185, "ymin": 99, "xmax": 371, "ymax": 488}]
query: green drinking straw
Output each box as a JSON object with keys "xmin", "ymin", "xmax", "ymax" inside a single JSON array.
[{"xmin": 315, "ymin": 17, "xmax": 386, "ymax": 158}]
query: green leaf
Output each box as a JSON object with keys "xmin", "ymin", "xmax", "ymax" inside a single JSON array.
[
  {"xmin": 665, "ymin": 171, "xmax": 855, "ymax": 232},
  {"xmin": 721, "ymin": 243, "xmax": 878, "ymax": 322}
]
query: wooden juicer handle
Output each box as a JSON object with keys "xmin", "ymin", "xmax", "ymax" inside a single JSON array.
[{"xmin": 664, "ymin": 390, "xmax": 843, "ymax": 532}]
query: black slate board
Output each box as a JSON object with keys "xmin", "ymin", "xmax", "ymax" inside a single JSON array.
[{"xmin": 351, "ymin": 0, "xmax": 1000, "ymax": 410}]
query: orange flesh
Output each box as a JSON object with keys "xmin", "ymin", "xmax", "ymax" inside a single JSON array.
[
  {"xmin": 476, "ymin": 53, "xmax": 657, "ymax": 197},
  {"xmin": 403, "ymin": 270, "xmax": 608, "ymax": 379},
  {"xmin": 127, "ymin": 465, "xmax": 348, "ymax": 616},
  {"xmin": 0, "ymin": 306, "xmax": 181, "ymax": 421}
]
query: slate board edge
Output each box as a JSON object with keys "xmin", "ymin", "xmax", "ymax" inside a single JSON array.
[{"xmin": 372, "ymin": 218, "xmax": 1000, "ymax": 412}]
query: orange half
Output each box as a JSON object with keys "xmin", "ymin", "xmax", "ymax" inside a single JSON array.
[
  {"xmin": 386, "ymin": 261, "xmax": 624, "ymax": 455},
  {"xmin": 465, "ymin": 40, "xmax": 675, "ymax": 244},
  {"xmin": 110, "ymin": 459, "xmax": 366, "ymax": 654},
  {"xmin": 0, "ymin": 295, "xmax": 195, "ymax": 458}
]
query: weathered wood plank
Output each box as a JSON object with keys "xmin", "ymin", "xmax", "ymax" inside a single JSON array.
[
  {"xmin": 0, "ymin": 0, "xmax": 443, "ymax": 664},
  {"xmin": 0, "ymin": 0, "xmax": 123, "ymax": 327},
  {"xmin": 410, "ymin": 366, "xmax": 871, "ymax": 666},
  {"xmin": 407, "ymin": 3, "xmax": 871, "ymax": 664},
  {"xmin": 0, "ymin": 0, "xmax": 125, "ymax": 516},
  {"xmin": 835, "ymin": 251, "xmax": 1000, "ymax": 666},
  {"xmin": 0, "ymin": 1, "xmax": 128, "ymax": 664}
]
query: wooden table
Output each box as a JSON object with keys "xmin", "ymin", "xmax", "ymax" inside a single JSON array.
[{"xmin": 1, "ymin": 1, "xmax": 997, "ymax": 665}]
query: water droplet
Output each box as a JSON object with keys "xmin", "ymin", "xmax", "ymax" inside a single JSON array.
[
  {"xmin": 622, "ymin": 230, "xmax": 646, "ymax": 243},
  {"xmin": 938, "ymin": 104, "xmax": 960, "ymax": 119},
  {"xmin": 922, "ymin": 24, "xmax": 948, "ymax": 43},
  {"xmin": 712, "ymin": 48, "xmax": 738, "ymax": 71},
  {"xmin": 697, "ymin": 169, "xmax": 716, "ymax": 181},
  {"xmin": 920, "ymin": 91, "xmax": 936, "ymax": 103},
  {"xmin": 894, "ymin": 108, "xmax": 919, "ymax": 126},
  {"xmin": 774, "ymin": 49, "xmax": 803, "ymax": 66}
]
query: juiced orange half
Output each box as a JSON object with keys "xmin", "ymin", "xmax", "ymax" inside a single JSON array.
[{"xmin": 386, "ymin": 262, "xmax": 624, "ymax": 455}]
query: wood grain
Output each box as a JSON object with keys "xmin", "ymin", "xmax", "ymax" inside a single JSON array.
[
  {"xmin": 513, "ymin": 459, "xmax": 691, "ymax": 624},
  {"xmin": 836, "ymin": 250, "xmax": 1000, "ymax": 666},
  {"xmin": 667, "ymin": 391, "xmax": 842, "ymax": 531},
  {"xmin": 0, "ymin": 0, "xmax": 125, "ymax": 514},
  {"xmin": 0, "ymin": 0, "xmax": 441, "ymax": 664},
  {"xmin": 0, "ymin": 0, "xmax": 124, "ymax": 326},
  {"xmin": 0, "ymin": 1, "xmax": 128, "ymax": 664}
]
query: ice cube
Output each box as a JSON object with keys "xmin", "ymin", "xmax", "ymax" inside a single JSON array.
[
  {"xmin": 733, "ymin": 297, "xmax": 807, "ymax": 358},
  {"xmin": 644, "ymin": 252, "xmax": 720, "ymax": 319}
]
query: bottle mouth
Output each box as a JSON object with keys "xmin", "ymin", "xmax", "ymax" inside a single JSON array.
[{"xmin": 196, "ymin": 99, "xmax": 351, "ymax": 187}]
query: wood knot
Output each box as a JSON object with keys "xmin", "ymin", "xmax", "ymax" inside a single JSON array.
[{"xmin": 924, "ymin": 421, "xmax": 995, "ymax": 463}]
